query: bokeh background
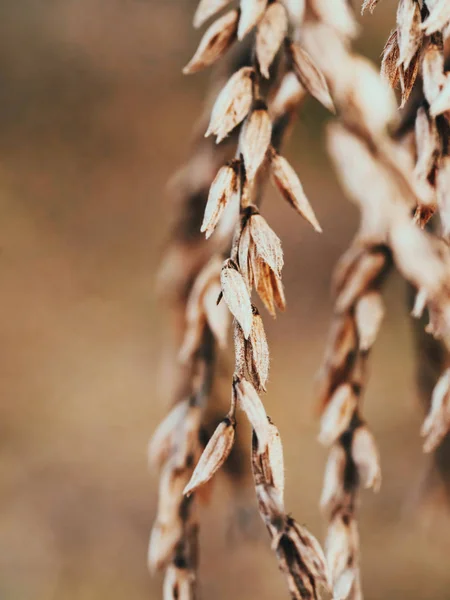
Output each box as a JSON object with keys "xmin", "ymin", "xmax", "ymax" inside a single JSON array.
[{"xmin": 1, "ymin": 1, "xmax": 450, "ymax": 599}]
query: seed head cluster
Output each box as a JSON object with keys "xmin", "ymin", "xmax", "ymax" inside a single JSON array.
[{"xmin": 150, "ymin": 1, "xmax": 450, "ymax": 599}]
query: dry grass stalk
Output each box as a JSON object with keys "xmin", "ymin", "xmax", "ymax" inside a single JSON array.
[
  {"xmin": 149, "ymin": 43, "xmax": 251, "ymax": 598},
  {"xmin": 371, "ymin": 1, "xmax": 450, "ymax": 455},
  {"xmin": 301, "ymin": 1, "xmax": 450, "ymax": 598},
  {"xmin": 153, "ymin": 0, "xmax": 450, "ymax": 598},
  {"xmin": 150, "ymin": 0, "xmax": 345, "ymax": 597}
]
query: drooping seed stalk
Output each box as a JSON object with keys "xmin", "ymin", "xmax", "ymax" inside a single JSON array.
[
  {"xmin": 308, "ymin": 1, "xmax": 450, "ymax": 598},
  {"xmin": 151, "ymin": 0, "xmax": 343, "ymax": 598},
  {"xmin": 148, "ymin": 43, "xmax": 253, "ymax": 599},
  {"xmin": 151, "ymin": 1, "xmax": 450, "ymax": 599},
  {"xmin": 395, "ymin": 45, "xmax": 450, "ymax": 501},
  {"xmin": 376, "ymin": 0, "xmax": 450, "ymax": 457}
]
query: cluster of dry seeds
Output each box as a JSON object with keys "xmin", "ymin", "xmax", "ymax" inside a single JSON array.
[
  {"xmin": 380, "ymin": 0, "xmax": 450, "ymax": 226},
  {"xmin": 151, "ymin": 0, "xmax": 450, "ymax": 599},
  {"xmin": 309, "ymin": 1, "xmax": 450, "ymax": 598},
  {"xmin": 378, "ymin": 0, "xmax": 450, "ymax": 453},
  {"xmin": 148, "ymin": 48, "xmax": 247, "ymax": 598},
  {"xmin": 149, "ymin": 0, "xmax": 351, "ymax": 598}
]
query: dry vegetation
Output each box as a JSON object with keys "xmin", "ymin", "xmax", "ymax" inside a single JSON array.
[{"xmin": 149, "ymin": 1, "xmax": 450, "ymax": 599}]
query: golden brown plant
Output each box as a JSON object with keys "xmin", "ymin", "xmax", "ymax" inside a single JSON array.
[
  {"xmin": 150, "ymin": 1, "xmax": 450, "ymax": 599},
  {"xmin": 149, "ymin": 0, "xmax": 339, "ymax": 597},
  {"xmin": 314, "ymin": 1, "xmax": 450, "ymax": 598}
]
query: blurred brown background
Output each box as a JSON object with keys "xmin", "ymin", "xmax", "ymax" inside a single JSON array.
[{"xmin": 1, "ymin": 1, "xmax": 450, "ymax": 599}]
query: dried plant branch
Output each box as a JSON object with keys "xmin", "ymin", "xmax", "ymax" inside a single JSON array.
[
  {"xmin": 151, "ymin": 1, "xmax": 450, "ymax": 599},
  {"xmin": 150, "ymin": 0, "xmax": 343, "ymax": 597},
  {"xmin": 309, "ymin": 1, "xmax": 450, "ymax": 598},
  {"xmin": 149, "ymin": 43, "xmax": 253, "ymax": 599}
]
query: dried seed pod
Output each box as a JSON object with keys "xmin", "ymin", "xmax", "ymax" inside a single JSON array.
[
  {"xmin": 281, "ymin": 0, "xmax": 305, "ymax": 26},
  {"xmin": 256, "ymin": 2, "xmax": 288, "ymax": 79},
  {"xmin": 183, "ymin": 10, "xmax": 238, "ymax": 74},
  {"xmin": 390, "ymin": 216, "xmax": 445, "ymax": 294},
  {"xmin": 326, "ymin": 513, "xmax": 359, "ymax": 600},
  {"xmin": 327, "ymin": 120, "xmax": 392, "ymax": 214},
  {"xmin": 332, "ymin": 245, "xmax": 365, "ymax": 295},
  {"xmin": 269, "ymin": 268, "xmax": 286, "ymax": 312},
  {"xmin": 269, "ymin": 150, "xmax": 322, "ymax": 232},
  {"xmin": 318, "ymin": 384, "xmax": 357, "ymax": 446},
  {"xmin": 354, "ymin": 291, "xmax": 385, "ymax": 351},
  {"xmin": 248, "ymin": 307, "xmax": 270, "ymax": 390},
  {"xmin": 414, "ymin": 107, "xmax": 440, "ymax": 181},
  {"xmin": 238, "ymin": 0, "xmax": 267, "ymax": 40},
  {"xmin": 275, "ymin": 525, "xmax": 332, "ymax": 600},
  {"xmin": 325, "ymin": 312, "xmax": 357, "ymax": 373},
  {"xmin": 173, "ymin": 405, "xmax": 203, "ymax": 469},
  {"xmin": 421, "ymin": 368, "xmax": 450, "ymax": 453},
  {"xmin": 237, "ymin": 220, "xmax": 253, "ymax": 288},
  {"xmin": 193, "ymin": 0, "xmax": 231, "ymax": 28},
  {"xmin": 235, "ymin": 377, "xmax": 270, "ymax": 450},
  {"xmin": 183, "ymin": 417, "xmax": 236, "ymax": 496},
  {"xmin": 334, "ymin": 569, "xmax": 357, "ymax": 600},
  {"xmin": 203, "ymin": 281, "xmax": 230, "ymax": 348},
  {"xmin": 157, "ymin": 461, "xmax": 192, "ymax": 526},
  {"xmin": 351, "ymin": 425, "xmax": 381, "ymax": 491},
  {"xmin": 381, "ymin": 29, "xmax": 400, "ymax": 88},
  {"xmin": 221, "ymin": 258, "xmax": 253, "ymax": 338},
  {"xmin": 179, "ymin": 256, "xmax": 228, "ymax": 362},
  {"xmin": 437, "ymin": 156, "xmax": 450, "ymax": 238},
  {"xmin": 148, "ymin": 518, "xmax": 184, "ymax": 573},
  {"xmin": 240, "ymin": 106, "xmax": 272, "ymax": 181},
  {"xmin": 236, "ymin": 321, "xmax": 267, "ymax": 390},
  {"xmin": 399, "ymin": 50, "xmax": 421, "ymax": 107},
  {"xmin": 254, "ymin": 482, "xmax": 285, "ymax": 534},
  {"xmin": 289, "ymin": 42, "xmax": 335, "ymax": 113},
  {"xmin": 277, "ymin": 542, "xmax": 317, "ymax": 600},
  {"xmin": 289, "ymin": 520, "xmax": 331, "ymax": 591},
  {"xmin": 267, "ymin": 421, "xmax": 285, "ymax": 497},
  {"xmin": 148, "ymin": 400, "xmax": 189, "ymax": 468},
  {"xmin": 201, "ymin": 160, "xmax": 240, "ymax": 238},
  {"xmin": 342, "ymin": 54, "xmax": 399, "ymax": 130},
  {"xmin": 421, "ymin": 0, "xmax": 450, "ymax": 36},
  {"xmin": 411, "ymin": 287, "xmax": 428, "ymax": 319},
  {"xmin": 396, "ymin": 0, "xmax": 422, "ymax": 70},
  {"xmin": 163, "ymin": 564, "xmax": 195, "ymax": 600},
  {"xmin": 270, "ymin": 72, "xmax": 306, "ymax": 120},
  {"xmin": 429, "ymin": 75, "xmax": 450, "ymax": 118},
  {"xmin": 149, "ymin": 460, "xmax": 191, "ymax": 570},
  {"xmin": 233, "ymin": 320, "xmax": 246, "ymax": 378},
  {"xmin": 206, "ymin": 67, "xmax": 255, "ymax": 143},
  {"xmin": 252, "ymin": 421, "xmax": 285, "ymax": 500},
  {"xmin": 180, "ymin": 303, "xmax": 207, "ymax": 365},
  {"xmin": 255, "ymin": 259, "xmax": 277, "ymax": 316},
  {"xmin": 320, "ymin": 443, "xmax": 347, "ymax": 515},
  {"xmin": 310, "ymin": 0, "xmax": 359, "ymax": 39},
  {"xmin": 249, "ymin": 213, "xmax": 284, "ymax": 274},
  {"xmin": 422, "ymin": 42, "xmax": 446, "ymax": 107},
  {"xmin": 334, "ymin": 250, "xmax": 387, "ymax": 314},
  {"xmin": 178, "ymin": 314, "xmax": 204, "ymax": 365}
]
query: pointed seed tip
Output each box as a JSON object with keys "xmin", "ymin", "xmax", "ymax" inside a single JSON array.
[{"xmin": 183, "ymin": 484, "xmax": 193, "ymax": 497}]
